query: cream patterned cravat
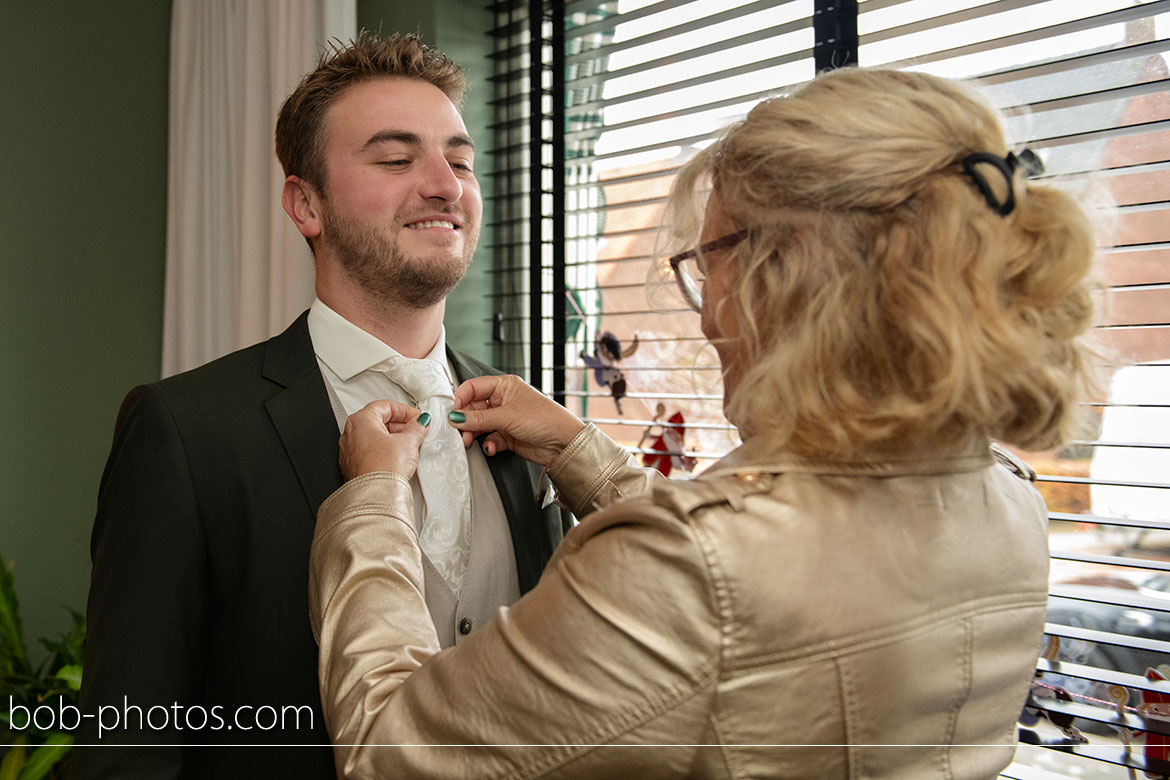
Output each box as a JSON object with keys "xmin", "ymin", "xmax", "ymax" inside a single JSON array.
[{"xmin": 373, "ymin": 355, "xmax": 471, "ymax": 596}]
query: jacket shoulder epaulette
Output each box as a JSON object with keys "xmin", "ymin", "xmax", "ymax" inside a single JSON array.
[{"xmin": 652, "ymin": 471, "xmax": 774, "ymax": 517}]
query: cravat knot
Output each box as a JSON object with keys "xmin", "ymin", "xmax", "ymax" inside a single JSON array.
[{"xmin": 373, "ymin": 354, "xmax": 453, "ymax": 407}]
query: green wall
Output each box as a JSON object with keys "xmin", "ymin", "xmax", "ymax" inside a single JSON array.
[
  {"xmin": 0, "ymin": 1, "xmax": 495, "ymax": 659},
  {"xmin": 0, "ymin": 2, "xmax": 171, "ymax": 652}
]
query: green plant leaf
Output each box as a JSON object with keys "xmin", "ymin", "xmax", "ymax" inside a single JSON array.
[
  {"xmin": 0, "ymin": 735, "xmax": 28, "ymax": 780},
  {"xmin": 51, "ymin": 666, "xmax": 81, "ymax": 693},
  {"xmin": 57, "ymin": 616, "xmax": 84, "ymax": 670},
  {"xmin": 14, "ymin": 733, "xmax": 71, "ymax": 780},
  {"xmin": 1, "ymin": 672, "xmax": 40, "ymax": 700},
  {"xmin": 36, "ymin": 614, "xmax": 85, "ymax": 676},
  {"xmin": 0, "ymin": 562, "xmax": 83, "ymax": 780},
  {"xmin": 0, "ymin": 558, "xmax": 29, "ymax": 678}
]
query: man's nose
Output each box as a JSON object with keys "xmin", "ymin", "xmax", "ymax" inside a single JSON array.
[{"xmin": 417, "ymin": 154, "xmax": 463, "ymax": 203}]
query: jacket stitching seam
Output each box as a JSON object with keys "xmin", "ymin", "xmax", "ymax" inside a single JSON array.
[
  {"xmin": 690, "ymin": 519, "xmax": 738, "ymax": 777},
  {"xmin": 834, "ymin": 649, "xmax": 859, "ymax": 780},
  {"xmin": 723, "ymin": 594, "xmax": 1045, "ymax": 669},
  {"xmin": 708, "ymin": 715, "xmax": 739, "ymax": 780},
  {"xmin": 513, "ymin": 665, "xmax": 719, "ymax": 780},
  {"xmin": 940, "ymin": 614, "xmax": 974, "ymax": 780}
]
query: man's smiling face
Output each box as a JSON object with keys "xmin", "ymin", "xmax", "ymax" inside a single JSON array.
[{"xmin": 315, "ymin": 76, "xmax": 482, "ymax": 309}]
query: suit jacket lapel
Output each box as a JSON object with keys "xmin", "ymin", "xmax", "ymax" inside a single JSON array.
[{"xmin": 263, "ymin": 312, "xmax": 345, "ymax": 517}]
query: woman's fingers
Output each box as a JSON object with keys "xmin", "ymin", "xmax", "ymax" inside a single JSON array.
[
  {"xmin": 452, "ymin": 374, "xmax": 509, "ymax": 409},
  {"xmin": 448, "ymin": 375, "xmax": 585, "ymax": 467},
  {"xmin": 370, "ymin": 398, "xmax": 422, "ymax": 426},
  {"xmin": 481, "ymin": 432, "xmax": 510, "ymax": 457},
  {"xmin": 339, "ymin": 399, "xmax": 429, "ymax": 480}
]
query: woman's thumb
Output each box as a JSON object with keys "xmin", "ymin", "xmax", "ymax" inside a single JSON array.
[
  {"xmin": 411, "ymin": 410, "xmax": 434, "ymax": 442},
  {"xmin": 447, "ymin": 406, "xmax": 499, "ymax": 434}
]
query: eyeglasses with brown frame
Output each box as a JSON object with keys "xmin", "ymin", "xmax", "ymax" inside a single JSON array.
[{"xmin": 667, "ymin": 229, "xmax": 750, "ymax": 312}]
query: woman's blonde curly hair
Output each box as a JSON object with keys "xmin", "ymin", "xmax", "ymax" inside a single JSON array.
[{"xmin": 667, "ymin": 67, "xmax": 1099, "ymax": 457}]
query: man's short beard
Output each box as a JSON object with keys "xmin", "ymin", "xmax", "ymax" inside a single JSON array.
[{"xmin": 319, "ymin": 205, "xmax": 475, "ymax": 310}]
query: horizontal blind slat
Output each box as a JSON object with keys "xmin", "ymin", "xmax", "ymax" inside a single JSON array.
[
  {"xmin": 861, "ymin": 0, "xmax": 1138, "ymax": 46},
  {"xmin": 999, "ymin": 762, "xmax": 1083, "ymax": 780},
  {"xmin": 585, "ymin": 415, "xmax": 736, "ymax": 431},
  {"xmin": 1049, "ymin": 512, "xmax": 1170, "ymax": 532},
  {"xmin": 566, "ymin": 0, "xmax": 797, "ymax": 66},
  {"xmin": 1036, "ymin": 658, "xmax": 1170, "ymax": 695},
  {"xmin": 565, "ymin": 88, "xmax": 776, "ymax": 143},
  {"xmin": 566, "ymin": 18, "xmax": 810, "ymax": 90},
  {"xmin": 1036, "ymin": 474, "xmax": 1170, "ymax": 489},
  {"xmin": 565, "ymin": 389, "xmax": 722, "ymax": 400},
  {"xmin": 562, "ymin": 47, "xmax": 813, "ymax": 114},
  {"xmin": 1049, "ymin": 584, "xmax": 1170, "ymax": 614},
  {"xmin": 1002, "ymin": 78, "xmax": 1170, "ymax": 115},
  {"xmin": 1049, "ymin": 551, "xmax": 1170, "ymax": 572},
  {"xmin": 1044, "ymin": 621, "xmax": 1170, "ymax": 657},
  {"xmin": 976, "ymin": 35, "xmax": 1170, "ymax": 87},
  {"xmin": 1022, "ymin": 118, "xmax": 1170, "ymax": 150},
  {"xmin": 565, "ymin": 0, "xmax": 687, "ymax": 41}
]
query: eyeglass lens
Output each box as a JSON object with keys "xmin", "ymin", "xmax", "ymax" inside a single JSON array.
[{"xmin": 674, "ymin": 256, "xmax": 704, "ymax": 312}]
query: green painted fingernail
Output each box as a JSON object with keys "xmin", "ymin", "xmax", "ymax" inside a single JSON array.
[
  {"xmin": 448, "ymin": 411, "xmax": 466, "ymax": 423},
  {"xmin": 417, "ymin": 412, "xmax": 431, "ymax": 427}
]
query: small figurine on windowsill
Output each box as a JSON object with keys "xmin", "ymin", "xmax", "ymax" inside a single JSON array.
[
  {"xmin": 581, "ymin": 331, "xmax": 639, "ymax": 414},
  {"xmin": 1018, "ymin": 680, "xmax": 1087, "ymax": 746},
  {"xmin": 638, "ymin": 403, "xmax": 696, "ymax": 477}
]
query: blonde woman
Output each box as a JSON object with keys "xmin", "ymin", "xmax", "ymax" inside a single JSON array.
[{"xmin": 309, "ymin": 67, "xmax": 1097, "ymax": 778}]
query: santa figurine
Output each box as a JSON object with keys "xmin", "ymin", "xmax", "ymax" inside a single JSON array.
[
  {"xmin": 641, "ymin": 409, "xmax": 696, "ymax": 477},
  {"xmin": 1140, "ymin": 667, "xmax": 1170, "ymax": 779}
]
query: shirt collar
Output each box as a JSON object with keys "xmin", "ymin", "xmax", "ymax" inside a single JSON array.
[{"xmin": 307, "ymin": 298, "xmax": 450, "ymax": 383}]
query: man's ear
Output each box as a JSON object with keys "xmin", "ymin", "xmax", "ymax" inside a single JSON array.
[{"xmin": 282, "ymin": 175, "xmax": 323, "ymax": 240}]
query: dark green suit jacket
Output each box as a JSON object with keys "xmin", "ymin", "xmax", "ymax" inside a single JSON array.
[{"xmin": 75, "ymin": 312, "xmax": 571, "ymax": 779}]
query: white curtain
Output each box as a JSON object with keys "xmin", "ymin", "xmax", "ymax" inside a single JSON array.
[{"xmin": 163, "ymin": 0, "xmax": 355, "ymax": 377}]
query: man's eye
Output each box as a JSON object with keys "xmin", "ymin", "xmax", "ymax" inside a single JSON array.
[
  {"xmin": 450, "ymin": 162, "xmax": 474, "ymax": 173},
  {"xmin": 379, "ymin": 159, "xmax": 409, "ymax": 167}
]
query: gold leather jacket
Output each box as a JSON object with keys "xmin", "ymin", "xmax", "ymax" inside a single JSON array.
[{"xmin": 309, "ymin": 424, "xmax": 1048, "ymax": 779}]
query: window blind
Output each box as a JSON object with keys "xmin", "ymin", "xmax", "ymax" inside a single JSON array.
[
  {"xmin": 492, "ymin": 0, "xmax": 818, "ymax": 475},
  {"xmin": 491, "ymin": 2, "xmax": 1170, "ymax": 775}
]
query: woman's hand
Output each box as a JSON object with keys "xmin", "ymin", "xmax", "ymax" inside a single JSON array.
[
  {"xmin": 448, "ymin": 375, "xmax": 586, "ymax": 468},
  {"xmin": 339, "ymin": 400, "xmax": 431, "ymax": 481}
]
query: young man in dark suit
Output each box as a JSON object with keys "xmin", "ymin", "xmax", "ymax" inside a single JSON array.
[{"xmin": 75, "ymin": 33, "xmax": 571, "ymax": 779}]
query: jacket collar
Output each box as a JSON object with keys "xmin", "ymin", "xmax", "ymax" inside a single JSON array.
[
  {"xmin": 261, "ymin": 310, "xmax": 319, "ymax": 388},
  {"xmin": 704, "ymin": 434, "xmax": 995, "ymax": 480}
]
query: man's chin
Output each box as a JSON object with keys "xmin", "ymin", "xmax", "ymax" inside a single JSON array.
[
  {"xmin": 388, "ymin": 261, "xmax": 471, "ymax": 309},
  {"xmin": 401, "ymin": 244, "xmax": 473, "ymax": 276}
]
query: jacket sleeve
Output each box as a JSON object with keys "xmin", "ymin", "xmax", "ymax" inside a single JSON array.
[
  {"xmin": 547, "ymin": 423, "xmax": 666, "ymax": 519},
  {"xmin": 74, "ymin": 385, "xmax": 208, "ymax": 778},
  {"xmin": 309, "ymin": 471, "xmax": 720, "ymax": 780}
]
